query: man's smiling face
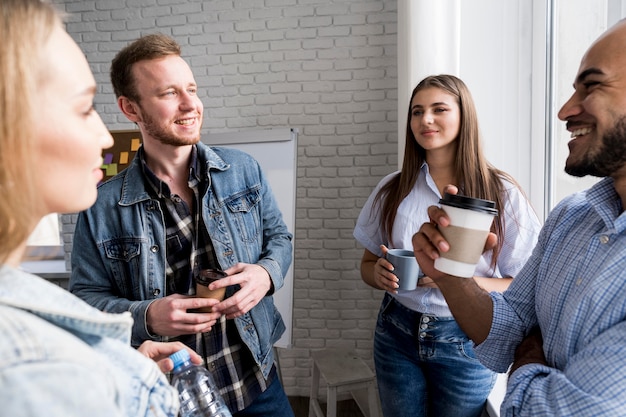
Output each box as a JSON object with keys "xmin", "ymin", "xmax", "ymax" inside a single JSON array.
[{"xmin": 558, "ymin": 20, "xmax": 626, "ymax": 179}]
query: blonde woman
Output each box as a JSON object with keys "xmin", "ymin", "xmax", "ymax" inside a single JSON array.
[{"xmin": 0, "ymin": 1, "xmax": 199, "ymax": 415}]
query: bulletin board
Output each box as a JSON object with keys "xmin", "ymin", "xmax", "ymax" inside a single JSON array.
[{"xmin": 101, "ymin": 130, "xmax": 142, "ymax": 184}]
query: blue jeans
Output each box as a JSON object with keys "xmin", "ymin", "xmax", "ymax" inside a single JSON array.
[
  {"xmin": 233, "ymin": 371, "xmax": 294, "ymax": 417},
  {"xmin": 374, "ymin": 293, "xmax": 496, "ymax": 417}
]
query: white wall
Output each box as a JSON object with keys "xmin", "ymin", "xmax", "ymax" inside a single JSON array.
[
  {"xmin": 458, "ymin": 0, "xmax": 538, "ymax": 209},
  {"xmin": 552, "ymin": 0, "xmax": 611, "ymax": 206}
]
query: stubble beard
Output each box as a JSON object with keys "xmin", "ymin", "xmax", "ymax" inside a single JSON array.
[
  {"xmin": 565, "ymin": 116, "xmax": 626, "ymax": 178},
  {"xmin": 140, "ymin": 109, "xmax": 201, "ymax": 147}
]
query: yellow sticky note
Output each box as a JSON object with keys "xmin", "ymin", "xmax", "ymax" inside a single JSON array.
[
  {"xmin": 131, "ymin": 138, "xmax": 141, "ymax": 151},
  {"xmin": 106, "ymin": 163, "xmax": 118, "ymax": 176},
  {"xmin": 119, "ymin": 152, "xmax": 129, "ymax": 164}
]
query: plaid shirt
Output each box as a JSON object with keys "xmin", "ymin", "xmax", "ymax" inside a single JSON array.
[{"xmin": 140, "ymin": 146, "xmax": 272, "ymax": 412}]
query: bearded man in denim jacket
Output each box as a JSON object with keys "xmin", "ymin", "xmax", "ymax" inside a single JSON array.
[{"xmin": 69, "ymin": 34, "xmax": 294, "ymax": 417}]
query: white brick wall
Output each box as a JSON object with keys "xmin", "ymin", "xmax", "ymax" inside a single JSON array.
[{"xmin": 54, "ymin": 0, "xmax": 397, "ymax": 397}]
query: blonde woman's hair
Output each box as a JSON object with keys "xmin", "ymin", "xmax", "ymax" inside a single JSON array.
[{"xmin": 0, "ymin": 0, "xmax": 59, "ymax": 262}]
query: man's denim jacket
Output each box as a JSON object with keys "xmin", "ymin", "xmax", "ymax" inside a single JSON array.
[{"xmin": 70, "ymin": 143, "xmax": 293, "ymax": 378}]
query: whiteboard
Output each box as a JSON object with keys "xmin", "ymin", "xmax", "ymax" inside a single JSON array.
[{"xmin": 203, "ymin": 128, "xmax": 297, "ymax": 349}]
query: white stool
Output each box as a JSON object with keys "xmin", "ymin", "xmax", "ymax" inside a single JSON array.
[{"xmin": 308, "ymin": 349, "xmax": 380, "ymax": 417}]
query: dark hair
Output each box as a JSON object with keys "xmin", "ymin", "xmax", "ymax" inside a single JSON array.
[
  {"xmin": 374, "ymin": 74, "xmax": 522, "ymax": 269},
  {"xmin": 110, "ymin": 33, "xmax": 181, "ymax": 101}
]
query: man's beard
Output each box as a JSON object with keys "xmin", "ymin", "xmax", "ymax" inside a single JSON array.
[
  {"xmin": 141, "ymin": 109, "xmax": 201, "ymax": 147},
  {"xmin": 565, "ymin": 116, "xmax": 626, "ymax": 178}
]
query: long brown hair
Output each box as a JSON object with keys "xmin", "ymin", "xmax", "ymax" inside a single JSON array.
[
  {"xmin": 0, "ymin": 0, "xmax": 59, "ymax": 262},
  {"xmin": 374, "ymin": 74, "xmax": 520, "ymax": 268}
]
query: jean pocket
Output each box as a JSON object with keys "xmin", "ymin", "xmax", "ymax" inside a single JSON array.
[
  {"xmin": 376, "ymin": 295, "xmax": 414, "ymax": 336},
  {"xmin": 458, "ymin": 338, "xmax": 480, "ymax": 360}
]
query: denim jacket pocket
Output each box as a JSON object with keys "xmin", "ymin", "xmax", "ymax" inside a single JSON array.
[
  {"xmin": 103, "ymin": 238, "xmax": 144, "ymax": 299},
  {"xmin": 224, "ymin": 188, "xmax": 261, "ymax": 243}
]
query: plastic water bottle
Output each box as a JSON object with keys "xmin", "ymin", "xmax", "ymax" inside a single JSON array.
[{"xmin": 169, "ymin": 349, "xmax": 232, "ymax": 417}]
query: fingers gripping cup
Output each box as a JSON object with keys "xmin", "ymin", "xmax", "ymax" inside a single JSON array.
[
  {"xmin": 386, "ymin": 249, "xmax": 420, "ymax": 291},
  {"xmin": 434, "ymin": 193, "xmax": 498, "ymax": 278},
  {"xmin": 194, "ymin": 269, "xmax": 228, "ymax": 312}
]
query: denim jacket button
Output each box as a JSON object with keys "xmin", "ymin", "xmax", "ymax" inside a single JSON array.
[
  {"xmin": 152, "ymin": 288, "xmax": 160, "ymax": 296},
  {"xmin": 150, "ymin": 245, "xmax": 159, "ymax": 253}
]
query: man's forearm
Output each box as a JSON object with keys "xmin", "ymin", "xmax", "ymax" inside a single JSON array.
[{"xmin": 436, "ymin": 275, "xmax": 494, "ymax": 344}]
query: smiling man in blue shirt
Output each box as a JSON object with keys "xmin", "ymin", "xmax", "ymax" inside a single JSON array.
[{"xmin": 413, "ymin": 19, "xmax": 626, "ymax": 416}]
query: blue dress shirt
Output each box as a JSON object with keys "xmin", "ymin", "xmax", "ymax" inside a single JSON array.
[{"xmin": 476, "ymin": 177, "xmax": 626, "ymax": 416}]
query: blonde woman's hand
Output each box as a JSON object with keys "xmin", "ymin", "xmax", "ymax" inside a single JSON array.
[{"xmin": 137, "ymin": 341, "xmax": 203, "ymax": 373}]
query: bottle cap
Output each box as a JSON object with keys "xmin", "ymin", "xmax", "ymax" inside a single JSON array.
[{"xmin": 170, "ymin": 349, "xmax": 191, "ymax": 370}]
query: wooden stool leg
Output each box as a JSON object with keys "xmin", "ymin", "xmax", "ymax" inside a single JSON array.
[
  {"xmin": 367, "ymin": 382, "xmax": 380, "ymax": 417},
  {"xmin": 309, "ymin": 360, "xmax": 322, "ymax": 417},
  {"xmin": 327, "ymin": 386, "xmax": 337, "ymax": 417}
]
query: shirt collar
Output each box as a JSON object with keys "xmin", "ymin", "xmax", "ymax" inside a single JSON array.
[{"xmin": 139, "ymin": 145, "xmax": 202, "ymax": 198}]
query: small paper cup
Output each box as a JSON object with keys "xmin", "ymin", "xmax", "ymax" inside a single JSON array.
[
  {"xmin": 194, "ymin": 269, "xmax": 227, "ymax": 312},
  {"xmin": 434, "ymin": 193, "xmax": 497, "ymax": 278}
]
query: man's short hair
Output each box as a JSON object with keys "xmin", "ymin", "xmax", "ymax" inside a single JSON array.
[{"xmin": 110, "ymin": 33, "xmax": 181, "ymax": 101}]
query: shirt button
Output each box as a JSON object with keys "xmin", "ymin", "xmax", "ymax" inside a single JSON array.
[
  {"xmin": 599, "ymin": 235, "xmax": 609, "ymax": 244},
  {"xmin": 420, "ymin": 323, "xmax": 428, "ymax": 330},
  {"xmin": 419, "ymin": 332, "xmax": 427, "ymax": 338},
  {"xmin": 422, "ymin": 316, "xmax": 430, "ymax": 323},
  {"xmin": 150, "ymin": 245, "xmax": 159, "ymax": 253},
  {"xmin": 576, "ymin": 278, "xmax": 582, "ymax": 286}
]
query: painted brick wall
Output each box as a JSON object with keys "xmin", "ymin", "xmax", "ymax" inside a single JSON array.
[{"xmin": 54, "ymin": 0, "xmax": 398, "ymax": 397}]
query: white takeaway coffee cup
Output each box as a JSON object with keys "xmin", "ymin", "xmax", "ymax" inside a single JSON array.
[{"xmin": 433, "ymin": 193, "xmax": 498, "ymax": 278}]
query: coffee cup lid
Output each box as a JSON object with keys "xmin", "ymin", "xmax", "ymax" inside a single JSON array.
[{"xmin": 439, "ymin": 193, "xmax": 498, "ymax": 216}]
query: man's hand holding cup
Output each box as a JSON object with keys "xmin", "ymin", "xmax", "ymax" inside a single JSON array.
[{"xmin": 412, "ymin": 185, "xmax": 498, "ymax": 281}]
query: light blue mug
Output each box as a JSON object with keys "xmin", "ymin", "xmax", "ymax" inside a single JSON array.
[{"xmin": 386, "ymin": 249, "xmax": 420, "ymax": 291}]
